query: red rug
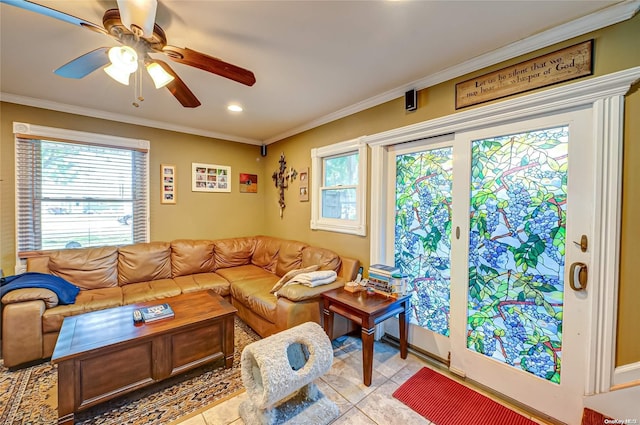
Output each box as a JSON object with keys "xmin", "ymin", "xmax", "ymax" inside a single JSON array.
[
  {"xmin": 392, "ymin": 367, "xmax": 538, "ymax": 425},
  {"xmin": 582, "ymin": 408, "xmax": 613, "ymax": 425}
]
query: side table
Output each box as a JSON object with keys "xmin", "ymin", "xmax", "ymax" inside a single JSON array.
[{"xmin": 321, "ymin": 288, "xmax": 411, "ymax": 386}]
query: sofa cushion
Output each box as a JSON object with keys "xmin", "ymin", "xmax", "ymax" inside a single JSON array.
[
  {"xmin": 216, "ymin": 264, "xmax": 275, "ymax": 283},
  {"xmin": 230, "ymin": 278, "xmax": 278, "ymax": 324},
  {"xmin": 173, "ymin": 273, "xmax": 230, "ymax": 296},
  {"xmin": 48, "ymin": 246, "xmax": 118, "ymax": 289},
  {"xmin": 171, "ymin": 240, "xmax": 216, "ymax": 277},
  {"xmin": 121, "ymin": 279, "xmax": 181, "ymax": 304},
  {"xmin": 230, "ymin": 276, "xmax": 277, "ymax": 305},
  {"xmin": 214, "ymin": 237, "xmax": 256, "ymax": 269},
  {"xmin": 42, "ymin": 287, "xmax": 123, "ymax": 333},
  {"xmin": 251, "ymin": 236, "xmax": 280, "ymax": 273},
  {"xmin": 302, "ymin": 246, "xmax": 342, "ymax": 272},
  {"xmin": 275, "ymin": 240, "xmax": 308, "ymax": 277},
  {"xmin": 244, "ymin": 289, "xmax": 278, "ymax": 324},
  {"xmin": 118, "ymin": 242, "xmax": 171, "ymax": 285},
  {"xmin": 25, "ymin": 255, "xmax": 50, "ymax": 273}
]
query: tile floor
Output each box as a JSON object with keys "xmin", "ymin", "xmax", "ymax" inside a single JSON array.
[{"xmin": 174, "ymin": 336, "xmax": 554, "ymax": 425}]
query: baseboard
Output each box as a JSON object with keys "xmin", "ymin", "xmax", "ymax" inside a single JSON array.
[
  {"xmin": 584, "ymin": 385, "xmax": 640, "ymax": 420},
  {"xmin": 613, "ymin": 360, "xmax": 640, "ymax": 388}
]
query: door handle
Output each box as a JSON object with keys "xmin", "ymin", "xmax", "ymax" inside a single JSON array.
[{"xmin": 569, "ymin": 262, "xmax": 588, "ymax": 291}]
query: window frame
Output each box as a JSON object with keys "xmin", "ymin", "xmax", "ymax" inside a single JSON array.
[
  {"xmin": 310, "ymin": 137, "xmax": 367, "ymax": 236},
  {"xmin": 13, "ymin": 121, "xmax": 150, "ymax": 259}
]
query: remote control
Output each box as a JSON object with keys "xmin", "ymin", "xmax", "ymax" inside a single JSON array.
[{"xmin": 133, "ymin": 309, "xmax": 144, "ymax": 324}]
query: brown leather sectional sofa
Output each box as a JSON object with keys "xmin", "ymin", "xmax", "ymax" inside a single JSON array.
[{"xmin": 1, "ymin": 236, "xmax": 359, "ymax": 368}]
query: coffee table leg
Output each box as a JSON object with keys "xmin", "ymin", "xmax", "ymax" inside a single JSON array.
[
  {"xmin": 323, "ymin": 299, "xmax": 334, "ymax": 340},
  {"xmin": 224, "ymin": 316, "xmax": 234, "ymax": 368},
  {"xmin": 57, "ymin": 361, "xmax": 75, "ymax": 425},
  {"xmin": 399, "ymin": 299, "xmax": 409, "ymax": 359},
  {"xmin": 362, "ymin": 326, "xmax": 375, "ymax": 386}
]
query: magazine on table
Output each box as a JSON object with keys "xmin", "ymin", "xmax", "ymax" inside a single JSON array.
[{"xmin": 140, "ymin": 303, "xmax": 175, "ymax": 322}]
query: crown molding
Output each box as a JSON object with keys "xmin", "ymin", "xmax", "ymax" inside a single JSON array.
[
  {"xmin": 0, "ymin": 93, "xmax": 263, "ymax": 146},
  {"xmin": 263, "ymin": 0, "xmax": 640, "ymax": 144}
]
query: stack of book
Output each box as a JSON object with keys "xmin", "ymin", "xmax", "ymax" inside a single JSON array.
[
  {"xmin": 367, "ymin": 264, "xmax": 400, "ymax": 294},
  {"xmin": 140, "ymin": 303, "xmax": 175, "ymax": 322}
]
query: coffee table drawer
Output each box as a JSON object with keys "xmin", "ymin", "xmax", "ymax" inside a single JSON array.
[
  {"xmin": 171, "ymin": 322, "xmax": 224, "ymax": 373},
  {"xmin": 78, "ymin": 342, "xmax": 154, "ymax": 408}
]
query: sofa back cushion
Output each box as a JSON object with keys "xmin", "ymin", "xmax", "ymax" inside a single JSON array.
[
  {"xmin": 26, "ymin": 255, "xmax": 51, "ymax": 273},
  {"xmin": 118, "ymin": 242, "xmax": 172, "ymax": 285},
  {"xmin": 301, "ymin": 246, "xmax": 342, "ymax": 273},
  {"xmin": 171, "ymin": 239, "xmax": 216, "ymax": 277},
  {"xmin": 275, "ymin": 239, "xmax": 308, "ymax": 277},
  {"xmin": 251, "ymin": 236, "xmax": 281, "ymax": 273},
  {"xmin": 48, "ymin": 246, "xmax": 118, "ymax": 289},
  {"xmin": 214, "ymin": 237, "xmax": 256, "ymax": 269}
]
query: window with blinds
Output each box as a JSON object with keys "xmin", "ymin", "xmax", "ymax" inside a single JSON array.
[{"xmin": 15, "ymin": 124, "xmax": 149, "ymax": 253}]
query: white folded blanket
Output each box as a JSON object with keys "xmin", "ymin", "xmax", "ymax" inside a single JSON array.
[{"xmin": 284, "ymin": 270, "xmax": 337, "ymax": 288}]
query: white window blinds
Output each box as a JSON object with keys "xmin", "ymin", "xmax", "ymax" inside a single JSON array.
[{"xmin": 15, "ymin": 124, "xmax": 149, "ymax": 252}]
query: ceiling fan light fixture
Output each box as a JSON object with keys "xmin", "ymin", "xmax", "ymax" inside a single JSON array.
[
  {"xmin": 117, "ymin": 0, "xmax": 158, "ymax": 37},
  {"xmin": 104, "ymin": 64, "xmax": 131, "ymax": 85},
  {"xmin": 108, "ymin": 46, "xmax": 138, "ymax": 73},
  {"xmin": 146, "ymin": 62, "xmax": 174, "ymax": 88}
]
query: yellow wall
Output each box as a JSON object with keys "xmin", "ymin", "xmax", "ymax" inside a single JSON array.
[
  {"xmin": 0, "ymin": 103, "xmax": 267, "ymax": 271},
  {"xmin": 1, "ymin": 13, "xmax": 638, "ymax": 366},
  {"xmin": 265, "ymin": 14, "xmax": 640, "ymax": 366}
]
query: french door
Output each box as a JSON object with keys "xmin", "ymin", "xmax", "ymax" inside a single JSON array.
[
  {"xmin": 385, "ymin": 134, "xmax": 454, "ymax": 362},
  {"xmin": 384, "ymin": 108, "xmax": 593, "ymax": 424}
]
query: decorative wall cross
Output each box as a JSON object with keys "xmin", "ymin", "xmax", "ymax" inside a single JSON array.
[{"xmin": 272, "ymin": 153, "xmax": 297, "ymax": 217}]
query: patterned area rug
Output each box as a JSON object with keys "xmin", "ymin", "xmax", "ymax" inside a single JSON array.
[{"xmin": 0, "ymin": 317, "xmax": 259, "ymax": 425}]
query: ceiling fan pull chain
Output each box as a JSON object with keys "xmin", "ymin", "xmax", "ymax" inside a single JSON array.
[{"xmin": 133, "ymin": 65, "xmax": 144, "ymax": 107}]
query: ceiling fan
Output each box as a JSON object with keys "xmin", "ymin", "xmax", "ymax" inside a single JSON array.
[{"xmin": 2, "ymin": 0, "xmax": 256, "ymax": 108}]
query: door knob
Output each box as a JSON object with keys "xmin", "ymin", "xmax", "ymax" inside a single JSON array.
[{"xmin": 569, "ymin": 262, "xmax": 588, "ymax": 291}]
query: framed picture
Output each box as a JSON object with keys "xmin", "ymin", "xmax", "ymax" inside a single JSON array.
[
  {"xmin": 239, "ymin": 173, "xmax": 258, "ymax": 193},
  {"xmin": 160, "ymin": 164, "xmax": 176, "ymax": 204},
  {"xmin": 192, "ymin": 163, "xmax": 231, "ymax": 193},
  {"xmin": 299, "ymin": 167, "xmax": 309, "ymax": 201}
]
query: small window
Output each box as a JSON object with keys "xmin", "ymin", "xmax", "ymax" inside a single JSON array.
[
  {"xmin": 14, "ymin": 122, "xmax": 149, "ymax": 254},
  {"xmin": 311, "ymin": 138, "xmax": 367, "ymax": 235}
]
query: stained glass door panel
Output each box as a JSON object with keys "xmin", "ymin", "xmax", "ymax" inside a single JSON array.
[
  {"xmin": 468, "ymin": 126, "xmax": 568, "ymax": 383},
  {"xmin": 395, "ymin": 146, "xmax": 453, "ymax": 336}
]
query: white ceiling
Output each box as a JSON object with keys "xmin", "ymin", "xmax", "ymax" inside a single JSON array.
[{"xmin": 0, "ymin": 1, "xmax": 633, "ymax": 145}]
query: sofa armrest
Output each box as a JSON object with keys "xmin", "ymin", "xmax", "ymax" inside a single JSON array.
[
  {"xmin": 276, "ymin": 279, "xmax": 345, "ymax": 302},
  {"xmin": 338, "ymin": 256, "xmax": 360, "ymax": 282},
  {"xmin": 2, "ymin": 300, "xmax": 46, "ymax": 367},
  {"xmin": 1, "ymin": 288, "xmax": 59, "ymax": 308}
]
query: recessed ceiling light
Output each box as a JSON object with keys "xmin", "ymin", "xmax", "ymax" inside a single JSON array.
[{"xmin": 227, "ymin": 104, "xmax": 243, "ymax": 112}]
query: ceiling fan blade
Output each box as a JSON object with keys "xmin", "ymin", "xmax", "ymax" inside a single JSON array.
[
  {"xmin": 54, "ymin": 47, "xmax": 111, "ymax": 79},
  {"xmin": 116, "ymin": 0, "xmax": 157, "ymax": 38},
  {"xmin": 1, "ymin": 0, "xmax": 107, "ymax": 35},
  {"xmin": 153, "ymin": 60, "xmax": 201, "ymax": 108},
  {"xmin": 162, "ymin": 46, "xmax": 256, "ymax": 87}
]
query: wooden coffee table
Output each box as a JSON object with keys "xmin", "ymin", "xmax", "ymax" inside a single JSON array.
[
  {"xmin": 322, "ymin": 288, "xmax": 411, "ymax": 386},
  {"xmin": 51, "ymin": 290, "xmax": 237, "ymax": 425}
]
